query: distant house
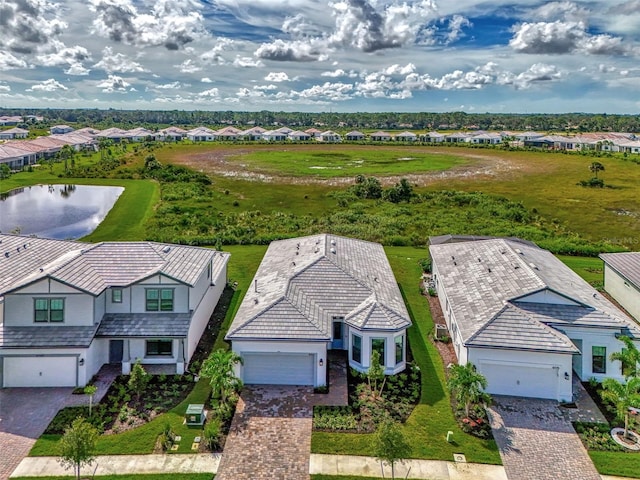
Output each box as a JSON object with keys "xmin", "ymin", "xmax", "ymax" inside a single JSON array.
[
  {"xmin": 469, "ymin": 133, "xmax": 501, "ymax": 144},
  {"xmin": 261, "ymin": 130, "xmax": 288, "ymax": 142},
  {"xmin": 524, "ymin": 135, "xmax": 575, "ymax": 150},
  {"xmin": 239, "ymin": 126, "xmax": 266, "ymax": 141},
  {"xmin": 514, "ymin": 131, "xmax": 545, "ymax": 142},
  {"xmin": 0, "ymin": 234, "xmax": 230, "ymax": 387},
  {"xmin": 95, "ymin": 128, "xmax": 128, "ymax": 143},
  {"xmin": 0, "ymin": 116, "xmax": 22, "ymax": 126},
  {"xmin": 601, "ymin": 253, "xmax": 640, "ymax": 322},
  {"xmin": 186, "ymin": 127, "xmax": 217, "ymax": 142},
  {"xmin": 158, "ymin": 127, "xmax": 187, "ymax": 141},
  {"xmin": 288, "ymin": 130, "xmax": 311, "ymax": 141},
  {"xmin": 0, "ymin": 127, "xmax": 29, "ymax": 140},
  {"xmin": 318, "ymin": 130, "xmax": 341, "ymax": 142},
  {"xmin": 226, "ymin": 234, "xmax": 412, "ymax": 386},
  {"xmin": 125, "ymin": 127, "xmax": 156, "ymax": 142},
  {"xmin": 394, "ymin": 131, "xmax": 417, "ymax": 142},
  {"xmin": 215, "ymin": 126, "xmax": 242, "ymax": 141},
  {"xmin": 345, "ymin": 131, "xmax": 366, "ymax": 141},
  {"xmin": 370, "ymin": 131, "xmax": 392, "ymax": 142},
  {"xmin": 50, "ymin": 125, "xmax": 75, "ymax": 135},
  {"xmin": 420, "ymin": 132, "xmax": 445, "ymax": 143},
  {"xmin": 305, "ymin": 128, "xmax": 322, "ymax": 138},
  {"xmin": 430, "ymin": 236, "xmax": 640, "ymax": 402},
  {"xmin": 0, "ymin": 144, "xmax": 37, "ymax": 169},
  {"xmin": 445, "ymin": 132, "xmax": 471, "ymax": 143}
]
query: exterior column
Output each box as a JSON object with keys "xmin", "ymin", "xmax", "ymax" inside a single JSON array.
[
  {"xmin": 122, "ymin": 339, "xmax": 131, "ymax": 374},
  {"xmin": 176, "ymin": 339, "xmax": 185, "ymax": 374}
]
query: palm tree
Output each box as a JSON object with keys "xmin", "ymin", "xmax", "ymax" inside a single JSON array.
[
  {"xmin": 447, "ymin": 363, "xmax": 490, "ymax": 418},
  {"xmin": 200, "ymin": 349, "xmax": 244, "ymax": 408},
  {"xmin": 610, "ymin": 336, "xmax": 640, "ymax": 379},
  {"xmin": 601, "ymin": 377, "xmax": 640, "ymax": 440},
  {"xmin": 589, "ymin": 161, "xmax": 605, "ymax": 179}
]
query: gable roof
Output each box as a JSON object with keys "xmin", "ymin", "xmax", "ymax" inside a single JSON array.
[
  {"xmin": 430, "ymin": 238, "xmax": 639, "ymax": 352},
  {"xmin": 226, "ymin": 234, "xmax": 411, "ymax": 341},
  {"xmin": 0, "ymin": 234, "xmax": 229, "ymax": 297},
  {"xmin": 600, "ymin": 252, "xmax": 640, "ymax": 289}
]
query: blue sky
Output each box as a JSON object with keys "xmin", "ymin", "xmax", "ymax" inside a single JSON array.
[{"xmin": 1, "ymin": 0, "xmax": 639, "ymax": 113}]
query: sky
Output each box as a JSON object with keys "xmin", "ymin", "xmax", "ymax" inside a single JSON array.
[{"xmin": 1, "ymin": 0, "xmax": 640, "ymax": 113}]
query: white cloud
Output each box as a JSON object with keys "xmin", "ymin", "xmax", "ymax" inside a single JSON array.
[
  {"xmin": 233, "ymin": 56, "xmax": 264, "ymax": 68},
  {"xmin": 0, "ymin": 84, "xmax": 11, "ymax": 92},
  {"xmin": 264, "ymin": 72, "xmax": 290, "ymax": 82},
  {"xmin": 93, "ymin": 47, "xmax": 147, "ymax": 73},
  {"xmin": 96, "ymin": 74, "xmax": 131, "ymax": 93},
  {"xmin": 155, "ymin": 81, "xmax": 183, "ymax": 89},
  {"xmin": 255, "ymin": 39, "xmax": 328, "ymax": 62},
  {"xmin": 0, "ymin": 51, "xmax": 29, "ymax": 70},
  {"xmin": 175, "ymin": 58, "xmax": 201, "ymax": 73},
  {"xmin": 445, "ymin": 15, "xmax": 472, "ymax": 44},
  {"xmin": 26, "ymin": 78, "xmax": 68, "ymax": 91},
  {"xmin": 201, "ymin": 77, "xmax": 213, "ymax": 83},
  {"xmin": 37, "ymin": 44, "xmax": 91, "ymax": 67},
  {"xmin": 0, "ymin": 0, "xmax": 68, "ymax": 55},
  {"xmin": 64, "ymin": 64, "xmax": 91, "ymax": 75},
  {"xmin": 199, "ymin": 87, "xmax": 220, "ymax": 97},
  {"xmin": 89, "ymin": 0, "xmax": 207, "ymax": 50}
]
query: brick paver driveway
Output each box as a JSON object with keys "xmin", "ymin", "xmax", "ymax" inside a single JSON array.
[
  {"xmin": 488, "ymin": 396, "xmax": 600, "ymax": 480},
  {"xmin": 215, "ymin": 386, "xmax": 315, "ymax": 480},
  {"xmin": 0, "ymin": 388, "xmax": 73, "ymax": 480}
]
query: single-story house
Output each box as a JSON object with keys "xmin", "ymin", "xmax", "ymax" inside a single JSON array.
[
  {"xmin": 601, "ymin": 252, "xmax": 640, "ymax": 322},
  {"xmin": 430, "ymin": 236, "xmax": 640, "ymax": 402},
  {"xmin": 226, "ymin": 234, "xmax": 412, "ymax": 387},
  {"xmin": 215, "ymin": 126, "xmax": 242, "ymax": 141},
  {"xmin": 394, "ymin": 131, "xmax": 417, "ymax": 142},
  {"xmin": 318, "ymin": 131, "xmax": 341, "ymax": 142},
  {"xmin": 95, "ymin": 128, "xmax": 128, "ymax": 143},
  {"xmin": 0, "ymin": 116, "xmax": 22, "ymax": 126},
  {"xmin": 370, "ymin": 131, "xmax": 392, "ymax": 142},
  {"xmin": 305, "ymin": 128, "xmax": 322, "ymax": 138},
  {"xmin": 420, "ymin": 132, "xmax": 445, "ymax": 143},
  {"xmin": 445, "ymin": 132, "xmax": 471, "ymax": 143},
  {"xmin": 239, "ymin": 126, "xmax": 266, "ymax": 141},
  {"xmin": 0, "ymin": 127, "xmax": 29, "ymax": 140},
  {"xmin": 261, "ymin": 130, "xmax": 288, "ymax": 142},
  {"xmin": 186, "ymin": 127, "xmax": 217, "ymax": 142},
  {"xmin": 158, "ymin": 127, "xmax": 187, "ymax": 141},
  {"xmin": 0, "ymin": 144, "xmax": 37, "ymax": 169},
  {"xmin": 288, "ymin": 130, "xmax": 312, "ymax": 141},
  {"xmin": 0, "ymin": 234, "xmax": 229, "ymax": 388},
  {"xmin": 345, "ymin": 131, "xmax": 366, "ymax": 141},
  {"xmin": 50, "ymin": 125, "xmax": 75, "ymax": 135}
]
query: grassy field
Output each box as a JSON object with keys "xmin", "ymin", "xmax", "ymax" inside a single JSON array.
[
  {"xmin": 588, "ymin": 451, "xmax": 640, "ymax": 477},
  {"xmin": 557, "ymin": 255, "xmax": 605, "ymax": 288}
]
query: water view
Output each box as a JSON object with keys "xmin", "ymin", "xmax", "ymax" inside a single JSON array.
[{"xmin": 0, "ymin": 184, "xmax": 124, "ymax": 240}]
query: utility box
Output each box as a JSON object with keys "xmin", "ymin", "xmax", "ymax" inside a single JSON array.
[{"xmin": 185, "ymin": 404, "xmax": 206, "ymax": 426}]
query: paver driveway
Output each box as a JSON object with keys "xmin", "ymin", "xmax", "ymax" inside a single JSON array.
[
  {"xmin": 215, "ymin": 386, "xmax": 315, "ymax": 480},
  {"xmin": 488, "ymin": 396, "xmax": 601, "ymax": 480},
  {"xmin": 0, "ymin": 388, "xmax": 73, "ymax": 480}
]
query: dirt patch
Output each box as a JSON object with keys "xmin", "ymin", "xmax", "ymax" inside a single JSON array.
[{"xmin": 169, "ymin": 145, "xmax": 523, "ymax": 187}]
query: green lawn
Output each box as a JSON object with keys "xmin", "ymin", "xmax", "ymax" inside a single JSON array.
[
  {"xmin": 225, "ymin": 147, "xmax": 467, "ymax": 177},
  {"xmin": 557, "ymin": 255, "xmax": 604, "ymax": 289},
  {"xmin": 311, "ymin": 247, "xmax": 501, "ymax": 465},
  {"xmin": 589, "ymin": 451, "xmax": 640, "ymax": 477}
]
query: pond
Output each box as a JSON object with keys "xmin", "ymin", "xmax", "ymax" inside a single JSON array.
[{"xmin": 0, "ymin": 184, "xmax": 124, "ymax": 240}]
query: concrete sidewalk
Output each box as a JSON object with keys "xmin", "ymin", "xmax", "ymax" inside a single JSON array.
[{"xmin": 10, "ymin": 453, "xmax": 640, "ymax": 479}]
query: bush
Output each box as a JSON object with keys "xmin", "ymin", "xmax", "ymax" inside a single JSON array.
[
  {"xmin": 203, "ymin": 418, "xmax": 222, "ymax": 450},
  {"xmin": 578, "ymin": 177, "xmax": 605, "ymax": 188}
]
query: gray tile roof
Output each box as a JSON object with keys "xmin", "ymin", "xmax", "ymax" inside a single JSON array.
[
  {"xmin": 600, "ymin": 252, "xmax": 640, "ymax": 289},
  {"xmin": 430, "ymin": 238, "xmax": 639, "ymax": 352},
  {"xmin": 0, "ymin": 325, "xmax": 98, "ymax": 348},
  {"xmin": 96, "ymin": 313, "xmax": 191, "ymax": 337},
  {"xmin": 226, "ymin": 234, "xmax": 411, "ymax": 341},
  {"xmin": 0, "ymin": 234, "xmax": 229, "ymax": 296}
]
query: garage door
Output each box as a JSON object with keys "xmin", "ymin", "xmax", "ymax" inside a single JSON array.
[
  {"xmin": 479, "ymin": 362, "xmax": 559, "ymax": 400},
  {"xmin": 243, "ymin": 353, "xmax": 315, "ymax": 386},
  {"xmin": 3, "ymin": 356, "xmax": 77, "ymax": 387}
]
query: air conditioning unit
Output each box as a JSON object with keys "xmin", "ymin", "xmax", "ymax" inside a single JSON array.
[{"xmin": 435, "ymin": 323, "xmax": 449, "ymax": 339}]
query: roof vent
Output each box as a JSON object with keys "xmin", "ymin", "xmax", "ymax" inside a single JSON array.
[
  {"xmin": 330, "ymin": 239, "xmax": 336, "ymax": 246},
  {"xmin": 451, "ymin": 255, "xmax": 455, "ymax": 260},
  {"xmin": 478, "ymin": 258, "xmax": 481, "ymax": 262},
  {"xmin": 40, "ymin": 267, "xmax": 44, "ymax": 272},
  {"xmin": 330, "ymin": 247, "xmax": 336, "ymax": 254},
  {"xmin": 515, "ymin": 248, "xmax": 523, "ymax": 255},
  {"xmin": 529, "ymin": 262, "xmax": 538, "ymax": 270},
  {"xmin": 23, "ymin": 243, "xmax": 28, "ymax": 249},
  {"xmin": 4, "ymin": 252, "xmax": 9, "ymax": 258},
  {"xmin": 254, "ymin": 298, "xmax": 258, "ymax": 304},
  {"xmin": 162, "ymin": 246, "xmax": 171, "ymax": 253},
  {"xmin": 292, "ymin": 261, "xmax": 296, "ymax": 266}
]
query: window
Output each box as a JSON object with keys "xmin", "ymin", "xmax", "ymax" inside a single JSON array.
[
  {"xmin": 592, "ymin": 346, "xmax": 606, "ymax": 374},
  {"xmin": 371, "ymin": 338, "xmax": 386, "ymax": 365},
  {"xmin": 395, "ymin": 335, "xmax": 404, "ymax": 365},
  {"xmin": 146, "ymin": 340, "xmax": 173, "ymax": 356},
  {"xmin": 34, "ymin": 298, "xmax": 64, "ymax": 323},
  {"xmin": 112, "ymin": 288, "xmax": 123, "ymax": 303},
  {"xmin": 146, "ymin": 288, "xmax": 173, "ymax": 311},
  {"xmin": 351, "ymin": 334, "xmax": 362, "ymax": 364}
]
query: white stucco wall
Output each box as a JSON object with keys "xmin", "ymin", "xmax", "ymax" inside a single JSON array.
[
  {"xmin": 603, "ymin": 264, "xmax": 640, "ymax": 322},
  {"xmin": 232, "ymin": 340, "xmax": 327, "ymax": 387},
  {"xmin": 432, "ymin": 263, "xmax": 468, "ymax": 364},
  {"xmin": 347, "ymin": 327, "xmax": 407, "ymax": 375},
  {"xmin": 130, "ymin": 275, "xmax": 188, "ymax": 313},
  {"xmin": 127, "ymin": 338, "xmax": 180, "ymax": 365},
  {"xmin": 105, "ymin": 286, "xmax": 132, "ymax": 314},
  {"xmin": 469, "ymin": 347, "xmax": 573, "ymax": 402}
]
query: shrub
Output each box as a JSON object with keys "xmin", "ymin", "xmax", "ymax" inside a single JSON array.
[{"xmin": 203, "ymin": 418, "xmax": 223, "ymax": 450}]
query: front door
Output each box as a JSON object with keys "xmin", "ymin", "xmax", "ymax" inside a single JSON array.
[
  {"xmin": 332, "ymin": 319, "xmax": 345, "ymax": 350},
  {"xmin": 109, "ymin": 340, "xmax": 123, "ymax": 364}
]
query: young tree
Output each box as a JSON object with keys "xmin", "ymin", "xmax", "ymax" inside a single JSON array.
[
  {"xmin": 84, "ymin": 385, "xmax": 98, "ymax": 417},
  {"xmin": 368, "ymin": 349, "xmax": 386, "ymax": 397},
  {"xmin": 200, "ymin": 349, "xmax": 243, "ymax": 408},
  {"xmin": 58, "ymin": 417, "xmax": 98, "ymax": 480},
  {"xmin": 589, "ymin": 161, "xmax": 605, "ymax": 179},
  {"xmin": 601, "ymin": 377, "xmax": 640, "ymax": 440},
  {"xmin": 128, "ymin": 360, "xmax": 149, "ymax": 402},
  {"xmin": 447, "ymin": 363, "xmax": 491, "ymax": 418},
  {"xmin": 372, "ymin": 418, "xmax": 411, "ymax": 480},
  {"xmin": 610, "ymin": 336, "xmax": 640, "ymax": 379}
]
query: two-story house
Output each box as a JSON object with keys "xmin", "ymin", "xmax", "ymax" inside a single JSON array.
[{"xmin": 0, "ymin": 234, "xmax": 229, "ymax": 388}]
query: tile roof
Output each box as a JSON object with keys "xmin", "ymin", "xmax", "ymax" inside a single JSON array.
[
  {"xmin": 0, "ymin": 234, "xmax": 229, "ymax": 296},
  {"xmin": 0, "ymin": 325, "xmax": 98, "ymax": 348},
  {"xmin": 96, "ymin": 313, "xmax": 191, "ymax": 337},
  {"xmin": 600, "ymin": 252, "xmax": 640, "ymax": 288},
  {"xmin": 227, "ymin": 234, "xmax": 411, "ymax": 341},
  {"xmin": 430, "ymin": 238, "xmax": 639, "ymax": 352}
]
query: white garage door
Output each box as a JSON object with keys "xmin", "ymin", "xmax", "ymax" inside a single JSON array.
[
  {"xmin": 479, "ymin": 362, "xmax": 559, "ymax": 400},
  {"xmin": 3, "ymin": 356, "xmax": 77, "ymax": 387},
  {"xmin": 243, "ymin": 353, "xmax": 315, "ymax": 386}
]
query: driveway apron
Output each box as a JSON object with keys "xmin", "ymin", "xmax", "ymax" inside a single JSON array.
[
  {"xmin": 0, "ymin": 388, "xmax": 73, "ymax": 480},
  {"xmin": 215, "ymin": 386, "xmax": 315, "ymax": 480},
  {"xmin": 488, "ymin": 396, "xmax": 601, "ymax": 480}
]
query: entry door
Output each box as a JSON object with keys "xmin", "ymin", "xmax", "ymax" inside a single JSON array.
[
  {"xmin": 332, "ymin": 319, "xmax": 345, "ymax": 350},
  {"xmin": 571, "ymin": 339, "xmax": 583, "ymax": 378},
  {"xmin": 109, "ymin": 340, "xmax": 124, "ymax": 364}
]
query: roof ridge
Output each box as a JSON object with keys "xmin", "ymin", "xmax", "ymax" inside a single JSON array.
[
  {"xmin": 466, "ymin": 304, "xmax": 511, "ymax": 345},
  {"xmin": 509, "ymin": 303, "xmax": 578, "ymax": 349}
]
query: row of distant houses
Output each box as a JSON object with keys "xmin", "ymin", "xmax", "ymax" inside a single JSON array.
[
  {"xmin": 3, "ymin": 125, "xmax": 640, "ymax": 169},
  {"xmin": 0, "ymin": 115, "xmax": 43, "ymax": 126}
]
